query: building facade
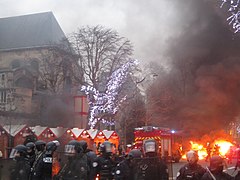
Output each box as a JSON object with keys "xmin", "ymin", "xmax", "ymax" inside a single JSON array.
[{"xmin": 0, "ymin": 12, "xmax": 88, "ymax": 128}]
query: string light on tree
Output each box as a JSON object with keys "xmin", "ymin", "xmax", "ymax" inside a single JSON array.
[
  {"xmin": 81, "ymin": 59, "xmax": 138, "ymax": 128},
  {"xmin": 221, "ymin": 0, "xmax": 240, "ymax": 33}
]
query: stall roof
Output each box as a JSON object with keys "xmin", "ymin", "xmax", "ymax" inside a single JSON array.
[
  {"xmin": 3, "ymin": 124, "xmax": 26, "ymax": 136},
  {"xmin": 87, "ymin": 129, "xmax": 99, "ymax": 139},
  {"xmin": 102, "ymin": 130, "xmax": 114, "ymax": 139},
  {"xmin": 50, "ymin": 127, "xmax": 66, "ymax": 138},
  {"xmin": 30, "ymin": 126, "xmax": 47, "ymax": 137},
  {"xmin": 70, "ymin": 128, "xmax": 84, "ymax": 138}
]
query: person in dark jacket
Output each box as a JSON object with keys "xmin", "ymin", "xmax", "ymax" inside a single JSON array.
[
  {"xmin": 201, "ymin": 155, "xmax": 233, "ymax": 180},
  {"xmin": 10, "ymin": 144, "xmax": 31, "ymax": 180},
  {"xmin": 176, "ymin": 150, "xmax": 205, "ymax": 180},
  {"xmin": 26, "ymin": 142, "xmax": 36, "ymax": 168},
  {"xmin": 56, "ymin": 140, "xmax": 91, "ymax": 180},
  {"xmin": 136, "ymin": 139, "xmax": 168, "ymax": 180},
  {"xmin": 30, "ymin": 140, "xmax": 46, "ymax": 180},
  {"xmin": 114, "ymin": 149, "xmax": 142, "ymax": 180},
  {"xmin": 92, "ymin": 141, "xmax": 115, "ymax": 180}
]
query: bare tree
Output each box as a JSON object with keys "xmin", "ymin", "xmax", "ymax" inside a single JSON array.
[
  {"xmin": 69, "ymin": 25, "xmax": 133, "ymax": 88},
  {"xmin": 38, "ymin": 44, "xmax": 79, "ymax": 94}
]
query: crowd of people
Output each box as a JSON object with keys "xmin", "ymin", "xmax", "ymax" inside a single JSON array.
[
  {"xmin": 6, "ymin": 137, "xmax": 240, "ymax": 180},
  {"xmin": 176, "ymin": 149, "xmax": 240, "ymax": 180},
  {"xmin": 7, "ymin": 138, "xmax": 168, "ymax": 180}
]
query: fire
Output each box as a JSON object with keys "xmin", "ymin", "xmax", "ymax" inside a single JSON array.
[
  {"xmin": 182, "ymin": 139, "xmax": 233, "ymax": 160},
  {"xmin": 213, "ymin": 140, "xmax": 233, "ymax": 156}
]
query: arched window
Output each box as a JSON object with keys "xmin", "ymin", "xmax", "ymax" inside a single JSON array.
[
  {"xmin": 30, "ymin": 59, "xmax": 39, "ymax": 71},
  {"xmin": 11, "ymin": 60, "xmax": 20, "ymax": 69},
  {"xmin": 15, "ymin": 77, "xmax": 33, "ymax": 89}
]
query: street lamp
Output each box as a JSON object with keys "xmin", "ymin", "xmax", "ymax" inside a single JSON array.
[{"xmin": 170, "ymin": 129, "xmax": 175, "ymax": 157}]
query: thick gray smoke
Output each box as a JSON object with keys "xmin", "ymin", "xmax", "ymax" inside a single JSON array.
[{"xmin": 146, "ymin": 0, "xmax": 240, "ymax": 137}]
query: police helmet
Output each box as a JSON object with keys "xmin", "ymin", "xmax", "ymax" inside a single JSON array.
[
  {"xmin": 79, "ymin": 140, "xmax": 88, "ymax": 152},
  {"xmin": 209, "ymin": 155, "xmax": 224, "ymax": 171},
  {"xmin": 128, "ymin": 149, "xmax": 142, "ymax": 159},
  {"xmin": 87, "ymin": 151, "xmax": 97, "ymax": 161},
  {"xmin": 100, "ymin": 141, "xmax": 112, "ymax": 154},
  {"xmin": 10, "ymin": 144, "xmax": 27, "ymax": 158},
  {"xmin": 143, "ymin": 139, "xmax": 158, "ymax": 155},
  {"xmin": 46, "ymin": 140, "xmax": 60, "ymax": 152},
  {"xmin": 26, "ymin": 142, "xmax": 35, "ymax": 150},
  {"xmin": 186, "ymin": 150, "xmax": 198, "ymax": 164},
  {"xmin": 66, "ymin": 140, "xmax": 83, "ymax": 154},
  {"xmin": 35, "ymin": 140, "xmax": 46, "ymax": 151}
]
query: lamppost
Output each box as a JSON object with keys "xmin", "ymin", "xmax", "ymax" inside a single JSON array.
[{"xmin": 170, "ymin": 130, "xmax": 175, "ymax": 157}]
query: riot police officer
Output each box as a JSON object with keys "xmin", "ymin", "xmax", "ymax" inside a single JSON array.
[
  {"xmin": 176, "ymin": 150, "xmax": 205, "ymax": 180},
  {"xmin": 114, "ymin": 149, "xmax": 142, "ymax": 180},
  {"xmin": 30, "ymin": 140, "xmax": 46, "ymax": 180},
  {"xmin": 56, "ymin": 140, "xmax": 90, "ymax": 180},
  {"xmin": 136, "ymin": 139, "xmax": 168, "ymax": 180},
  {"xmin": 92, "ymin": 141, "xmax": 115, "ymax": 180},
  {"xmin": 26, "ymin": 142, "xmax": 36, "ymax": 168},
  {"xmin": 42, "ymin": 140, "xmax": 60, "ymax": 180},
  {"xmin": 201, "ymin": 155, "xmax": 233, "ymax": 180},
  {"xmin": 10, "ymin": 144, "xmax": 31, "ymax": 180}
]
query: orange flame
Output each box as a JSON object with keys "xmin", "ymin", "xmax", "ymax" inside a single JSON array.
[
  {"xmin": 182, "ymin": 139, "xmax": 233, "ymax": 160},
  {"xmin": 213, "ymin": 140, "xmax": 233, "ymax": 156}
]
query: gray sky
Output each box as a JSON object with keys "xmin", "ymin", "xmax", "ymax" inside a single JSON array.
[{"xmin": 0, "ymin": 0, "xmax": 190, "ymax": 66}]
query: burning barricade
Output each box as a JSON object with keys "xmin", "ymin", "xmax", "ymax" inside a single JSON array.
[{"xmin": 182, "ymin": 139, "xmax": 234, "ymax": 162}]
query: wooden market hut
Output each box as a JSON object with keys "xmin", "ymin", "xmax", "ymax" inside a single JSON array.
[
  {"xmin": 0, "ymin": 125, "xmax": 9, "ymax": 158},
  {"xmin": 50, "ymin": 127, "xmax": 67, "ymax": 151},
  {"xmin": 102, "ymin": 130, "xmax": 119, "ymax": 149},
  {"xmin": 30, "ymin": 126, "xmax": 47, "ymax": 140},
  {"xmin": 30, "ymin": 126, "xmax": 55, "ymax": 143},
  {"xmin": 3, "ymin": 124, "xmax": 35, "ymax": 147},
  {"xmin": 87, "ymin": 129, "xmax": 99, "ymax": 151}
]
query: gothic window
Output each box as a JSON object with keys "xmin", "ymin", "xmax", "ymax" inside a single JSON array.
[
  {"xmin": 11, "ymin": 60, "xmax": 20, "ymax": 69},
  {"xmin": 30, "ymin": 59, "xmax": 39, "ymax": 71},
  {"xmin": 0, "ymin": 74, "xmax": 5, "ymax": 86},
  {"xmin": 0, "ymin": 91, "xmax": 6, "ymax": 103},
  {"xmin": 15, "ymin": 77, "xmax": 33, "ymax": 89}
]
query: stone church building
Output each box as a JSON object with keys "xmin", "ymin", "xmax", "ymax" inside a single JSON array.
[{"xmin": 0, "ymin": 12, "xmax": 88, "ymax": 128}]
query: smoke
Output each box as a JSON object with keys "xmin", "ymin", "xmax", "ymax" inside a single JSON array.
[{"xmin": 146, "ymin": 0, "xmax": 240, "ymax": 137}]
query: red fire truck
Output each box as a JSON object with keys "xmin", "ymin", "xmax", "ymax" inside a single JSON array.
[{"xmin": 134, "ymin": 126, "xmax": 182, "ymax": 162}]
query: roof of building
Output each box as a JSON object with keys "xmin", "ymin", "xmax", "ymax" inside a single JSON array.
[
  {"xmin": 102, "ymin": 130, "xmax": 114, "ymax": 139},
  {"xmin": 30, "ymin": 126, "xmax": 47, "ymax": 137},
  {"xmin": 87, "ymin": 129, "xmax": 99, "ymax": 139},
  {"xmin": 50, "ymin": 127, "xmax": 67, "ymax": 138},
  {"xmin": 0, "ymin": 12, "xmax": 66, "ymax": 51},
  {"xmin": 70, "ymin": 128, "xmax": 85, "ymax": 138},
  {"xmin": 3, "ymin": 124, "xmax": 26, "ymax": 136}
]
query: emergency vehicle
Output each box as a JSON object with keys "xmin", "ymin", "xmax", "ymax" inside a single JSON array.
[{"xmin": 134, "ymin": 126, "xmax": 182, "ymax": 162}]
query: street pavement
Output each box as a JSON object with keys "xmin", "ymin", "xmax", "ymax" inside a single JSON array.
[{"xmin": 171, "ymin": 158, "xmax": 238, "ymax": 180}]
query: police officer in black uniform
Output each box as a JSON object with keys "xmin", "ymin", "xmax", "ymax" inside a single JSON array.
[
  {"xmin": 136, "ymin": 139, "xmax": 168, "ymax": 180},
  {"xmin": 26, "ymin": 142, "xmax": 36, "ymax": 168},
  {"xmin": 42, "ymin": 140, "xmax": 60, "ymax": 180},
  {"xmin": 201, "ymin": 155, "xmax": 233, "ymax": 180},
  {"xmin": 30, "ymin": 140, "xmax": 46, "ymax": 180},
  {"xmin": 10, "ymin": 144, "xmax": 31, "ymax": 180},
  {"xmin": 176, "ymin": 150, "xmax": 205, "ymax": 180},
  {"xmin": 114, "ymin": 149, "xmax": 142, "ymax": 180},
  {"xmin": 92, "ymin": 141, "xmax": 115, "ymax": 180},
  {"xmin": 79, "ymin": 140, "xmax": 96, "ymax": 179},
  {"xmin": 56, "ymin": 140, "xmax": 90, "ymax": 180}
]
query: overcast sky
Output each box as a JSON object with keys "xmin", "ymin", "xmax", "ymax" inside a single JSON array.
[{"xmin": 0, "ymin": 0, "xmax": 196, "ymax": 66}]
